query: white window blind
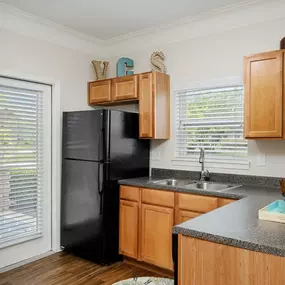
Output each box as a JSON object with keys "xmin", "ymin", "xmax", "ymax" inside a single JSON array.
[
  {"xmin": 0, "ymin": 85, "xmax": 44, "ymax": 248},
  {"xmin": 175, "ymin": 85, "xmax": 248, "ymax": 166}
]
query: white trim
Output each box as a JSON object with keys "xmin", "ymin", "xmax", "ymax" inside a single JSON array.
[
  {"xmin": 0, "ymin": 71, "xmax": 62, "ymax": 253},
  {"xmin": 51, "ymin": 82, "xmax": 61, "ymax": 251},
  {"xmin": 0, "ymin": 3, "xmax": 104, "ymax": 57},
  {"xmin": 105, "ymin": 0, "xmax": 285, "ymax": 55},
  {"xmin": 104, "ymin": 0, "xmax": 266, "ymax": 45},
  {"xmin": 0, "ymin": 250, "xmax": 55, "ymax": 273},
  {"xmin": 1, "ymin": 0, "xmax": 285, "ymax": 56},
  {"xmin": 171, "ymin": 158, "xmax": 250, "ymax": 170}
]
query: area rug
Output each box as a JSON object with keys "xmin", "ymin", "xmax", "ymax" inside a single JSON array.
[{"xmin": 113, "ymin": 277, "xmax": 174, "ymax": 285}]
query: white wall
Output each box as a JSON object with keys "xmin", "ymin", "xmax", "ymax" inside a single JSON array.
[
  {"xmin": 0, "ymin": 29, "xmax": 96, "ymax": 111},
  {"xmin": 106, "ymin": 1, "xmax": 285, "ymax": 177},
  {"xmin": 0, "ymin": 5, "xmax": 105, "ymax": 254}
]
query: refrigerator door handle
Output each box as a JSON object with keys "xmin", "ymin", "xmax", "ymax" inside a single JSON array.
[
  {"xmin": 98, "ymin": 162, "xmax": 103, "ymax": 194},
  {"xmin": 98, "ymin": 162, "xmax": 104, "ymax": 215}
]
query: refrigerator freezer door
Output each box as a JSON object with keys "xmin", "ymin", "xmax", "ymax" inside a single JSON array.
[
  {"xmin": 61, "ymin": 159, "xmax": 104, "ymax": 261},
  {"xmin": 62, "ymin": 110, "xmax": 105, "ymax": 162},
  {"xmin": 108, "ymin": 111, "xmax": 150, "ymax": 180}
]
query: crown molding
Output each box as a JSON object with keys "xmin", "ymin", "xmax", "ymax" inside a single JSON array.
[
  {"xmin": 104, "ymin": 0, "xmax": 264, "ymax": 45},
  {"xmin": 105, "ymin": 0, "xmax": 285, "ymax": 56},
  {"xmin": 1, "ymin": 0, "xmax": 284, "ymax": 58},
  {"xmin": 0, "ymin": 3, "xmax": 105, "ymax": 57}
]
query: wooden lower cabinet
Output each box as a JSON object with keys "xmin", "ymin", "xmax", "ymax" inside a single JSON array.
[
  {"xmin": 218, "ymin": 198, "xmax": 236, "ymax": 207},
  {"xmin": 178, "ymin": 235, "xmax": 285, "ymax": 285},
  {"xmin": 119, "ymin": 186, "xmax": 238, "ymax": 271},
  {"xmin": 119, "ymin": 200, "xmax": 139, "ymax": 259},
  {"xmin": 141, "ymin": 204, "xmax": 174, "ymax": 270},
  {"xmin": 178, "ymin": 209, "xmax": 201, "ymax": 223}
]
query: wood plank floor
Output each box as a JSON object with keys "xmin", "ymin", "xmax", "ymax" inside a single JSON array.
[{"xmin": 0, "ymin": 252, "xmax": 166, "ymax": 285}]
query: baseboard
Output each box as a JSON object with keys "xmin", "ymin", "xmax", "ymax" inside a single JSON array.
[
  {"xmin": 0, "ymin": 250, "xmax": 57, "ymax": 273},
  {"xmin": 124, "ymin": 257, "xmax": 174, "ymax": 279}
]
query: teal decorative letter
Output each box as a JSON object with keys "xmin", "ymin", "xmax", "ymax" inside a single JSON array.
[{"xmin": 117, "ymin": 57, "xmax": 134, "ymax": 77}]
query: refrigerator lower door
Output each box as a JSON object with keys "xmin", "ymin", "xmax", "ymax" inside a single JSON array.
[{"xmin": 61, "ymin": 159, "xmax": 104, "ymax": 262}]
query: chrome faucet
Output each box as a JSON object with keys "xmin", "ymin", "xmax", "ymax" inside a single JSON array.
[{"xmin": 199, "ymin": 148, "xmax": 210, "ymax": 181}]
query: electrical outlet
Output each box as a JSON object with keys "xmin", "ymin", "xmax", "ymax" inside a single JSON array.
[{"xmin": 257, "ymin": 154, "xmax": 266, "ymax": 166}]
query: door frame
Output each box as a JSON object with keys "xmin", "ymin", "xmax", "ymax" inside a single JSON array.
[{"xmin": 0, "ymin": 71, "xmax": 62, "ymax": 252}]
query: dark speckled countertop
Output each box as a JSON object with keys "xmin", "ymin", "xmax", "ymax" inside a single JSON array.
[{"xmin": 119, "ymin": 176, "xmax": 285, "ymax": 257}]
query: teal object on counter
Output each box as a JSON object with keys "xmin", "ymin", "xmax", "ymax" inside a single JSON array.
[
  {"xmin": 117, "ymin": 57, "xmax": 134, "ymax": 77},
  {"xmin": 266, "ymin": 200, "xmax": 285, "ymax": 214}
]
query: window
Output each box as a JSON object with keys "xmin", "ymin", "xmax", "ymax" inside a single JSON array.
[
  {"xmin": 0, "ymin": 84, "xmax": 44, "ymax": 247},
  {"xmin": 175, "ymin": 85, "xmax": 248, "ymax": 167}
]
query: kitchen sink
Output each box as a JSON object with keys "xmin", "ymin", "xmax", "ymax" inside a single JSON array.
[
  {"xmin": 151, "ymin": 178, "xmax": 194, "ymax": 187},
  {"xmin": 186, "ymin": 181, "xmax": 241, "ymax": 192},
  {"xmin": 151, "ymin": 179, "xmax": 241, "ymax": 192}
]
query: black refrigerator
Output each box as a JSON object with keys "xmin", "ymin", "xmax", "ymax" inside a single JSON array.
[{"xmin": 61, "ymin": 110, "xmax": 150, "ymax": 264}]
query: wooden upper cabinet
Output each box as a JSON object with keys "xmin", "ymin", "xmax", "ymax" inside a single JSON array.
[
  {"xmin": 139, "ymin": 72, "xmax": 170, "ymax": 139},
  {"xmin": 88, "ymin": 79, "xmax": 112, "ymax": 104},
  {"xmin": 139, "ymin": 73, "xmax": 153, "ymax": 138},
  {"xmin": 119, "ymin": 200, "xmax": 139, "ymax": 259},
  {"xmin": 112, "ymin": 75, "xmax": 138, "ymax": 101},
  {"xmin": 88, "ymin": 72, "xmax": 170, "ymax": 140},
  {"xmin": 244, "ymin": 51, "xmax": 284, "ymax": 138},
  {"xmin": 141, "ymin": 203, "xmax": 174, "ymax": 270}
]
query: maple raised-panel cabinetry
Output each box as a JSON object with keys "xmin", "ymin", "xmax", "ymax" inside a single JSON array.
[
  {"xmin": 119, "ymin": 186, "xmax": 236, "ymax": 271},
  {"xmin": 141, "ymin": 204, "xmax": 174, "ymax": 270},
  {"xmin": 112, "ymin": 75, "xmax": 138, "ymax": 102},
  {"xmin": 177, "ymin": 210, "xmax": 201, "ymax": 224},
  {"xmin": 88, "ymin": 72, "xmax": 170, "ymax": 140},
  {"xmin": 139, "ymin": 72, "xmax": 170, "ymax": 139},
  {"xmin": 88, "ymin": 79, "xmax": 112, "ymax": 104},
  {"xmin": 119, "ymin": 200, "xmax": 139, "ymax": 259},
  {"xmin": 244, "ymin": 50, "xmax": 285, "ymax": 139}
]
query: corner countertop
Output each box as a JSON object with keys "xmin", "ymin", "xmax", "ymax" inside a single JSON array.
[{"xmin": 119, "ymin": 176, "xmax": 285, "ymax": 258}]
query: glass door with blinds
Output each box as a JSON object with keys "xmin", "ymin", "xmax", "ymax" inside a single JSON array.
[{"xmin": 0, "ymin": 77, "xmax": 51, "ymax": 269}]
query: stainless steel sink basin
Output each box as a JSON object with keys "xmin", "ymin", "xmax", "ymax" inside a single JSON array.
[
  {"xmin": 151, "ymin": 178, "xmax": 241, "ymax": 192},
  {"xmin": 151, "ymin": 178, "xmax": 194, "ymax": 187},
  {"xmin": 186, "ymin": 181, "xmax": 241, "ymax": 192}
]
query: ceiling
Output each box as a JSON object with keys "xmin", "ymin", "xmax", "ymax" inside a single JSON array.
[{"xmin": 3, "ymin": 0, "xmax": 252, "ymax": 40}]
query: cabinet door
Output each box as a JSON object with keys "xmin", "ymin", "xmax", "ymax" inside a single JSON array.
[
  {"xmin": 218, "ymin": 198, "xmax": 236, "ymax": 207},
  {"xmin": 178, "ymin": 210, "xmax": 200, "ymax": 223},
  {"xmin": 119, "ymin": 200, "xmax": 139, "ymax": 259},
  {"xmin": 88, "ymin": 80, "xmax": 112, "ymax": 104},
  {"xmin": 141, "ymin": 203, "xmax": 174, "ymax": 270},
  {"xmin": 139, "ymin": 73, "xmax": 154, "ymax": 138},
  {"xmin": 244, "ymin": 51, "xmax": 283, "ymax": 138},
  {"xmin": 112, "ymin": 75, "xmax": 138, "ymax": 101}
]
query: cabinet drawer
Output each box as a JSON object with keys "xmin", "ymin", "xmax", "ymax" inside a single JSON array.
[
  {"xmin": 141, "ymin": 188, "xmax": 174, "ymax": 208},
  {"xmin": 120, "ymin": 186, "xmax": 140, "ymax": 202},
  {"xmin": 218, "ymin": 198, "xmax": 236, "ymax": 207},
  {"xmin": 178, "ymin": 193, "xmax": 218, "ymax": 213},
  {"xmin": 178, "ymin": 210, "xmax": 201, "ymax": 224}
]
